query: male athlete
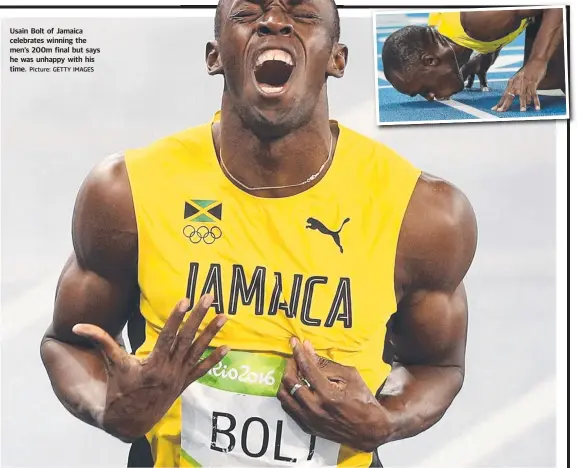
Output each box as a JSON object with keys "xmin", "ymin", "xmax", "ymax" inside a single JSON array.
[
  {"xmin": 40, "ymin": 1, "xmax": 477, "ymax": 467},
  {"xmin": 382, "ymin": 8, "xmax": 565, "ymax": 112}
]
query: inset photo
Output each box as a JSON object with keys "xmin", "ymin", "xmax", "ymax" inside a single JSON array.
[{"xmin": 373, "ymin": 7, "xmax": 569, "ymax": 125}]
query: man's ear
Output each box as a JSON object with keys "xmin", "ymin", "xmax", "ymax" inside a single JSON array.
[
  {"xmin": 206, "ymin": 40, "xmax": 224, "ymax": 75},
  {"xmin": 327, "ymin": 43, "xmax": 348, "ymax": 78}
]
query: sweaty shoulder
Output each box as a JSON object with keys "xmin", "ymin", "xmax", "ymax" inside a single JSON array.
[
  {"xmin": 396, "ymin": 173, "xmax": 478, "ymax": 293},
  {"xmin": 73, "ymin": 153, "xmax": 137, "ymax": 279},
  {"xmin": 460, "ymin": 10, "xmax": 526, "ymax": 42}
]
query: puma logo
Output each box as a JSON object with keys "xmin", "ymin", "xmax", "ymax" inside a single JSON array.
[{"xmin": 306, "ymin": 217, "xmax": 350, "ymax": 253}]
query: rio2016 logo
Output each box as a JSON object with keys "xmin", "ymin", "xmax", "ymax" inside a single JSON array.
[{"xmin": 207, "ymin": 362, "xmax": 276, "ymax": 386}]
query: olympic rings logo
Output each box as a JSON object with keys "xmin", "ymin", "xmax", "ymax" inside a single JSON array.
[{"xmin": 182, "ymin": 225, "xmax": 223, "ymax": 245}]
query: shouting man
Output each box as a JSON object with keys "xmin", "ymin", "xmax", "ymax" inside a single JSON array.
[{"xmin": 41, "ymin": 1, "xmax": 477, "ymax": 467}]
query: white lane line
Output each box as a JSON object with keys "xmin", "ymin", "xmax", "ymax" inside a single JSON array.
[
  {"xmin": 436, "ymin": 99, "xmax": 498, "ymax": 120},
  {"xmin": 375, "ymin": 63, "xmax": 523, "ymax": 71},
  {"xmin": 409, "ymin": 18, "xmax": 429, "ymax": 25},
  {"xmin": 491, "ymin": 54, "xmax": 525, "ymax": 69},
  {"xmin": 378, "ymin": 78, "xmax": 513, "ymax": 89},
  {"xmin": 488, "ymin": 67, "xmax": 524, "ymax": 73},
  {"xmin": 1, "ymin": 272, "xmax": 61, "ymax": 340},
  {"xmin": 416, "ymin": 378, "xmax": 557, "ymax": 467},
  {"xmin": 537, "ymin": 89, "xmax": 566, "ymax": 97},
  {"xmin": 379, "ymin": 82, "xmax": 566, "ymax": 98}
]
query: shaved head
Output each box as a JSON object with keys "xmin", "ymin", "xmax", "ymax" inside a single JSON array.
[{"xmin": 382, "ymin": 25, "xmax": 430, "ymax": 81}]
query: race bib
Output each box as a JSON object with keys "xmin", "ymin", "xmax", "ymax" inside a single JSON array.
[{"xmin": 180, "ymin": 349, "xmax": 341, "ymax": 467}]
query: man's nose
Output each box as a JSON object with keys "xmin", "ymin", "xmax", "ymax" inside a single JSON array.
[{"xmin": 257, "ymin": 8, "xmax": 294, "ymax": 37}]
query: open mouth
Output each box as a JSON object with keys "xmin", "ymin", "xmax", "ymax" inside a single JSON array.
[{"xmin": 253, "ymin": 49, "xmax": 295, "ymax": 95}]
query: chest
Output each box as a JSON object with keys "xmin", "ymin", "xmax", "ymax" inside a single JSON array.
[{"xmin": 137, "ymin": 190, "xmax": 399, "ymax": 353}]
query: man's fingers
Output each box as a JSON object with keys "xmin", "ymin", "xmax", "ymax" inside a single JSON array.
[
  {"xmin": 519, "ymin": 82, "xmax": 528, "ymax": 111},
  {"xmin": 302, "ymin": 342, "xmax": 352, "ymax": 393},
  {"xmin": 186, "ymin": 345, "xmax": 230, "ymax": 385},
  {"xmin": 533, "ymin": 91, "xmax": 541, "ymax": 110},
  {"xmin": 282, "ymin": 358, "xmax": 303, "ymax": 387},
  {"xmin": 524, "ymin": 90, "xmax": 532, "ymax": 110},
  {"xmin": 282, "ymin": 359, "xmax": 314, "ymax": 402},
  {"xmin": 519, "ymin": 90, "xmax": 527, "ymax": 111},
  {"xmin": 303, "ymin": 340, "xmax": 339, "ymax": 374},
  {"xmin": 187, "ymin": 314, "xmax": 228, "ymax": 364},
  {"xmin": 153, "ymin": 298, "xmax": 190, "ymax": 356},
  {"xmin": 497, "ymin": 91, "xmax": 515, "ymax": 112},
  {"xmin": 500, "ymin": 93, "xmax": 515, "ymax": 112},
  {"xmin": 277, "ymin": 386, "xmax": 315, "ymax": 434},
  {"xmin": 494, "ymin": 76, "xmax": 518, "ymax": 111},
  {"xmin": 304, "ymin": 340, "xmax": 316, "ymax": 358},
  {"xmin": 291, "ymin": 339, "xmax": 331, "ymax": 393},
  {"xmin": 492, "ymin": 94, "xmax": 506, "ymax": 111},
  {"xmin": 173, "ymin": 294, "xmax": 215, "ymax": 358},
  {"xmin": 282, "ymin": 357, "xmax": 326, "ymax": 412},
  {"xmin": 73, "ymin": 323, "xmax": 126, "ymax": 367}
]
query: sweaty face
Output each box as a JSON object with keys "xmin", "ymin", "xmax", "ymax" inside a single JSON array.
[{"xmin": 214, "ymin": 0, "xmax": 340, "ymax": 137}]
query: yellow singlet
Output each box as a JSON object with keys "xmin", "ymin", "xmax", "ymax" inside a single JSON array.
[
  {"xmin": 428, "ymin": 11, "xmax": 528, "ymax": 54},
  {"xmin": 124, "ymin": 111, "xmax": 421, "ymax": 467}
]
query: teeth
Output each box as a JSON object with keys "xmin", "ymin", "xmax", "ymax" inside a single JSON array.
[
  {"xmin": 259, "ymin": 84, "xmax": 284, "ymax": 94},
  {"xmin": 256, "ymin": 49, "xmax": 293, "ymax": 67}
]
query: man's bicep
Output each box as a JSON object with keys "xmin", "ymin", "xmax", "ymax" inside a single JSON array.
[
  {"xmin": 46, "ymin": 154, "xmax": 139, "ymax": 346},
  {"xmin": 49, "ymin": 252, "xmax": 138, "ymax": 346},
  {"xmin": 390, "ymin": 174, "xmax": 476, "ymax": 368},
  {"xmin": 391, "ymin": 283, "xmax": 468, "ymax": 368}
]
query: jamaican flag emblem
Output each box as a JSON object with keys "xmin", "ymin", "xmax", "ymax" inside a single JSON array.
[{"xmin": 184, "ymin": 200, "xmax": 222, "ymax": 223}]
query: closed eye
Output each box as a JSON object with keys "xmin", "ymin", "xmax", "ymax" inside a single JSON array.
[
  {"xmin": 292, "ymin": 10, "xmax": 322, "ymax": 22},
  {"xmin": 230, "ymin": 9, "xmax": 260, "ymax": 21}
]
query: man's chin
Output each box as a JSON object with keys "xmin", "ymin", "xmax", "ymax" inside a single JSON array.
[
  {"xmin": 240, "ymin": 108, "xmax": 299, "ymax": 140},
  {"xmin": 229, "ymin": 85, "xmax": 314, "ymax": 139}
]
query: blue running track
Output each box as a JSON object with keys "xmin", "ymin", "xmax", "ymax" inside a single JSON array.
[{"xmin": 374, "ymin": 12, "xmax": 568, "ymax": 125}]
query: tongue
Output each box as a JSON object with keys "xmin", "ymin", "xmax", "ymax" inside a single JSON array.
[{"xmin": 255, "ymin": 60, "xmax": 293, "ymax": 88}]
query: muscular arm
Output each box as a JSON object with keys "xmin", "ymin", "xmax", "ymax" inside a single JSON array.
[
  {"xmin": 40, "ymin": 154, "xmax": 139, "ymax": 439},
  {"xmin": 461, "ymin": 9, "xmax": 563, "ymax": 63},
  {"xmin": 377, "ymin": 174, "xmax": 477, "ymax": 443},
  {"xmin": 525, "ymin": 9, "xmax": 564, "ymax": 64}
]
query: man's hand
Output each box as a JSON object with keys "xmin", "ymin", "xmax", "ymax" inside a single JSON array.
[
  {"xmin": 72, "ymin": 294, "xmax": 229, "ymax": 441},
  {"xmin": 277, "ymin": 339, "xmax": 389, "ymax": 453},
  {"xmin": 492, "ymin": 58, "xmax": 548, "ymax": 112}
]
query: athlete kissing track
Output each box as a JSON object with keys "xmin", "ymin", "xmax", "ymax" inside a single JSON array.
[{"xmin": 374, "ymin": 13, "xmax": 567, "ymax": 124}]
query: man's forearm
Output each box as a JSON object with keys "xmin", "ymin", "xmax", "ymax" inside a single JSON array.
[
  {"xmin": 528, "ymin": 9, "xmax": 564, "ymax": 63},
  {"xmin": 375, "ymin": 364, "xmax": 464, "ymax": 444},
  {"xmin": 40, "ymin": 337, "xmax": 116, "ymax": 437}
]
